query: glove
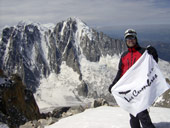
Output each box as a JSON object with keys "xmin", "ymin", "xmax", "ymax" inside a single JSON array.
[
  {"xmin": 147, "ymin": 45, "xmax": 155, "ymax": 55},
  {"xmin": 147, "ymin": 45, "xmax": 158, "ymax": 63}
]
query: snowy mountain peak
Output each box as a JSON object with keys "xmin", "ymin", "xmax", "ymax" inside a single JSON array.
[
  {"xmin": 66, "ymin": 17, "xmax": 89, "ymax": 30},
  {"xmin": 15, "ymin": 20, "xmax": 55, "ymax": 34},
  {"xmin": 66, "ymin": 17, "xmax": 86, "ymax": 26},
  {"xmin": 74, "ymin": 18, "xmax": 93, "ymax": 41},
  {"xmin": 60, "ymin": 17, "xmax": 93, "ymax": 41}
]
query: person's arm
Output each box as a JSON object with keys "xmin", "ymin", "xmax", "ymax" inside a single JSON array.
[
  {"xmin": 108, "ymin": 58, "xmax": 122, "ymax": 93},
  {"xmin": 147, "ymin": 46, "xmax": 158, "ymax": 63}
]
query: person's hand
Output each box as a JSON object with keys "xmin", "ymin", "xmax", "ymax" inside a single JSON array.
[
  {"xmin": 147, "ymin": 45, "xmax": 155, "ymax": 55},
  {"xmin": 147, "ymin": 45, "xmax": 158, "ymax": 63}
]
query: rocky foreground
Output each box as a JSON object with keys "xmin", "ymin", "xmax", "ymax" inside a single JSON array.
[
  {"xmin": 0, "ymin": 69, "xmax": 41, "ymax": 128},
  {"xmin": 0, "ymin": 69, "xmax": 109, "ymax": 128}
]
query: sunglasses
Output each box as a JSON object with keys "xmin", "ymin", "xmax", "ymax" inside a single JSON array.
[{"xmin": 125, "ymin": 36, "xmax": 136, "ymax": 40}]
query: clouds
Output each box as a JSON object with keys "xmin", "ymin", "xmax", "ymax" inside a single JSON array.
[{"xmin": 0, "ymin": 0, "xmax": 170, "ymax": 28}]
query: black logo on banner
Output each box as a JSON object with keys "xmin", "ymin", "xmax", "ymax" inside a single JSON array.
[{"xmin": 119, "ymin": 90, "xmax": 131, "ymax": 95}]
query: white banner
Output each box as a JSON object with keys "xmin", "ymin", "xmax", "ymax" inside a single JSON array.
[{"xmin": 111, "ymin": 51, "xmax": 170, "ymax": 116}]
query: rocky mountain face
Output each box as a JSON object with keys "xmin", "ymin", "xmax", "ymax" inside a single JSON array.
[
  {"xmin": 0, "ymin": 18, "xmax": 126, "ymax": 92},
  {"xmin": 154, "ymin": 78, "xmax": 170, "ymax": 108},
  {"xmin": 0, "ymin": 69, "xmax": 41, "ymax": 128}
]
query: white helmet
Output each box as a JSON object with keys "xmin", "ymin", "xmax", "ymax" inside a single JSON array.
[{"xmin": 124, "ymin": 29, "xmax": 137, "ymax": 39}]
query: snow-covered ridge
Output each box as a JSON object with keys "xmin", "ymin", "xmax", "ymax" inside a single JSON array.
[
  {"xmin": 45, "ymin": 106, "xmax": 170, "ymax": 128},
  {"xmin": 60, "ymin": 17, "xmax": 92, "ymax": 40},
  {"xmin": 16, "ymin": 20, "xmax": 55, "ymax": 30}
]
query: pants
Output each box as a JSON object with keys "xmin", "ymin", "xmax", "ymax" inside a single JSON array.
[{"xmin": 130, "ymin": 109, "xmax": 155, "ymax": 128}]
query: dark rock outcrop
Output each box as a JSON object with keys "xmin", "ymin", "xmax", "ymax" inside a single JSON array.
[
  {"xmin": 0, "ymin": 69, "xmax": 41, "ymax": 128},
  {"xmin": 154, "ymin": 78, "xmax": 170, "ymax": 108}
]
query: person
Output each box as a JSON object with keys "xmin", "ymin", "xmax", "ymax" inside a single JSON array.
[{"xmin": 108, "ymin": 29, "xmax": 158, "ymax": 128}]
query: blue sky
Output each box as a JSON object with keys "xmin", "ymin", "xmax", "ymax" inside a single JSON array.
[{"xmin": 0, "ymin": 0, "xmax": 170, "ymax": 28}]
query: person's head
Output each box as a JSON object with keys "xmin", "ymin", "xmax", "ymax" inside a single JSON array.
[{"xmin": 124, "ymin": 29, "xmax": 138, "ymax": 48}]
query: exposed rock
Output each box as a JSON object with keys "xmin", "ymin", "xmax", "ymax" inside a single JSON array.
[
  {"xmin": 19, "ymin": 120, "xmax": 41, "ymax": 128},
  {"xmin": 91, "ymin": 98, "xmax": 109, "ymax": 108},
  {"xmin": 154, "ymin": 89, "xmax": 170, "ymax": 108},
  {"xmin": 20, "ymin": 105, "xmax": 85, "ymax": 128},
  {"xmin": 61, "ymin": 105, "xmax": 85, "ymax": 118},
  {"xmin": 166, "ymin": 78, "xmax": 170, "ymax": 84},
  {"xmin": 77, "ymin": 81, "xmax": 88, "ymax": 97},
  {"xmin": 154, "ymin": 78, "xmax": 170, "ymax": 108},
  {"xmin": 51, "ymin": 107, "xmax": 70, "ymax": 119},
  {"xmin": 38, "ymin": 117, "xmax": 58, "ymax": 126},
  {"xmin": 0, "ymin": 69, "xmax": 41, "ymax": 128},
  {"xmin": 20, "ymin": 117, "xmax": 58, "ymax": 128}
]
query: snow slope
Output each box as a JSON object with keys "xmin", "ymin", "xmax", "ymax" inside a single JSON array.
[{"xmin": 45, "ymin": 106, "xmax": 170, "ymax": 128}]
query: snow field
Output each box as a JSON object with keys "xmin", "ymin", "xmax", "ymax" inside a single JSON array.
[{"xmin": 45, "ymin": 106, "xmax": 170, "ymax": 128}]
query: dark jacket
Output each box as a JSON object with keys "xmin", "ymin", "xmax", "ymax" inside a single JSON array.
[{"xmin": 108, "ymin": 45, "xmax": 158, "ymax": 93}]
